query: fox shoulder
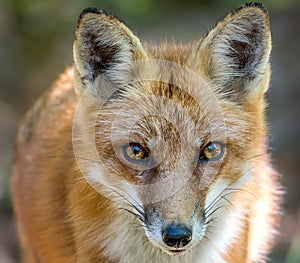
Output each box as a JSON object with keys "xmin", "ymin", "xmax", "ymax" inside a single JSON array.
[{"xmin": 15, "ymin": 68, "xmax": 76, "ymax": 155}]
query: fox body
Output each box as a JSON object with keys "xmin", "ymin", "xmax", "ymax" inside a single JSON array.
[{"xmin": 12, "ymin": 3, "xmax": 282, "ymax": 263}]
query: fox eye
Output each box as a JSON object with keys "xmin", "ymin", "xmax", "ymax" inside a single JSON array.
[
  {"xmin": 125, "ymin": 143, "xmax": 149, "ymax": 161},
  {"xmin": 199, "ymin": 142, "xmax": 224, "ymax": 162}
]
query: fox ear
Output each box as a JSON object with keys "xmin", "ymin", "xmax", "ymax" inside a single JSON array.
[
  {"xmin": 195, "ymin": 3, "xmax": 271, "ymax": 101},
  {"xmin": 73, "ymin": 8, "xmax": 147, "ymax": 95}
]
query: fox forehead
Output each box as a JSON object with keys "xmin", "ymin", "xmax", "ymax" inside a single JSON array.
[{"xmin": 97, "ymin": 78, "xmax": 252, "ymax": 147}]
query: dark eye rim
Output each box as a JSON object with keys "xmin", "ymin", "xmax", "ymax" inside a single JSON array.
[{"xmin": 198, "ymin": 142, "xmax": 225, "ymax": 163}]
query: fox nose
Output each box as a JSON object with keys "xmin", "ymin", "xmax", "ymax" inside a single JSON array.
[{"xmin": 162, "ymin": 224, "xmax": 192, "ymax": 248}]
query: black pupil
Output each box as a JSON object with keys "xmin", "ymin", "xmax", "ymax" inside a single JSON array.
[
  {"xmin": 207, "ymin": 144, "xmax": 215, "ymax": 153},
  {"xmin": 132, "ymin": 144, "xmax": 141, "ymax": 155}
]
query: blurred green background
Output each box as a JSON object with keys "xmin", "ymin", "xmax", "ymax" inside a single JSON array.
[{"xmin": 1, "ymin": 0, "xmax": 300, "ymax": 262}]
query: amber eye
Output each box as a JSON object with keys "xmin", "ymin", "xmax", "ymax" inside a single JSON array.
[
  {"xmin": 125, "ymin": 143, "xmax": 149, "ymax": 161},
  {"xmin": 199, "ymin": 142, "xmax": 224, "ymax": 162}
]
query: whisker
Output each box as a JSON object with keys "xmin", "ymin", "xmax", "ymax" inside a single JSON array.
[
  {"xmin": 205, "ymin": 204, "xmax": 227, "ymax": 219},
  {"xmin": 204, "ymin": 154, "xmax": 266, "ymax": 238},
  {"xmin": 96, "ymin": 184, "xmax": 146, "ymax": 224},
  {"xmin": 224, "ymin": 187, "xmax": 254, "ymax": 197},
  {"xmin": 205, "ymin": 176, "xmax": 240, "ymax": 215},
  {"xmin": 45, "ymin": 155, "xmax": 103, "ymax": 165},
  {"xmin": 205, "ymin": 155, "xmax": 261, "ymax": 216},
  {"xmin": 220, "ymin": 195, "xmax": 236, "ymax": 212},
  {"xmin": 118, "ymin": 207, "xmax": 145, "ymax": 224}
]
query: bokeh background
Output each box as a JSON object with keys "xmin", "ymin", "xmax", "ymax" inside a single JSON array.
[{"xmin": 0, "ymin": 0, "xmax": 299, "ymax": 262}]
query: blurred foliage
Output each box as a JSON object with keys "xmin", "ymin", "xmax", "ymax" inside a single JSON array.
[{"xmin": 285, "ymin": 235, "xmax": 300, "ymax": 263}]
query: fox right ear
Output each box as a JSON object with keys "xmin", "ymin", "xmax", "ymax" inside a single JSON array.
[
  {"xmin": 73, "ymin": 8, "xmax": 147, "ymax": 95},
  {"xmin": 194, "ymin": 3, "xmax": 272, "ymax": 102}
]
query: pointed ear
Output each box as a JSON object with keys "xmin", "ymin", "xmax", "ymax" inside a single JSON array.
[
  {"xmin": 195, "ymin": 3, "xmax": 271, "ymax": 101},
  {"xmin": 73, "ymin": 8, "xmax": 147, "ymax": 95}
]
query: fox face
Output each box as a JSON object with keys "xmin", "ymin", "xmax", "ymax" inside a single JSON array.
[
  {"xmin": 86, "ymin": 69, "xmax": 258, "ymax": 256},
  {"xmin": 70, "ymin": 3, "xmax": 276, "ymax": 261}
]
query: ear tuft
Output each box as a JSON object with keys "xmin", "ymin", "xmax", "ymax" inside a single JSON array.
[
  {"xmin": 77, "ymin": 8, "xmax": 112, "ymax": 27},
  {"xmin": 231, "ymin": 2, "xmax": 268, "ymax": 16}
]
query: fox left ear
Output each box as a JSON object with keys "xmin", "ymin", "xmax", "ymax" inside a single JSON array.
[
  {"xmin": 73, "ymin": 8, "xmax": 147, "ymax": 95},
  {"xmin": 194, "ymin": 3, "xmax": 271, "ymax": 101}
]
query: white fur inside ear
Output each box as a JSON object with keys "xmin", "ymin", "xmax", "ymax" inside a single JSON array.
[
  {"xmin": 73, "ymin": 12, "xmax": 147, "ymax": 95},
  {"xmin": 199, "ymin": 8, "xmax": 271, "ymax": 90}
]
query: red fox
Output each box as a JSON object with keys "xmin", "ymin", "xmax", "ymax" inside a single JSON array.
[{"xmin": 12, "ymin": 2, "xmax": 282, "ymax": 263}]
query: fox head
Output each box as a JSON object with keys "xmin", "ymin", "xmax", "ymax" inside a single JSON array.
[{"xmin": 72, "ymin": 3, "xmax": 271, "ymax": 256}]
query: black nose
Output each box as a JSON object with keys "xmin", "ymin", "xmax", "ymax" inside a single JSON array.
[{"xmin": 162, "ymin": 224, "xmax": 192, "ymax": 248}]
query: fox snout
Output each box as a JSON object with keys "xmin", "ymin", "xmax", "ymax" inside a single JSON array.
[
  {"xmin": 142, "ymin": 186, "xmax": 206, "ymax": 254},
  {"xmin": 144, "ymin": 210, "xmax": 206, "ymax": 254}
]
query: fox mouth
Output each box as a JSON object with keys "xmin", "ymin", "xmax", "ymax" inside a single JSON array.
[{"xmin": 166, "ymin": 248, "xmax": 188, "ymax": 256}]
